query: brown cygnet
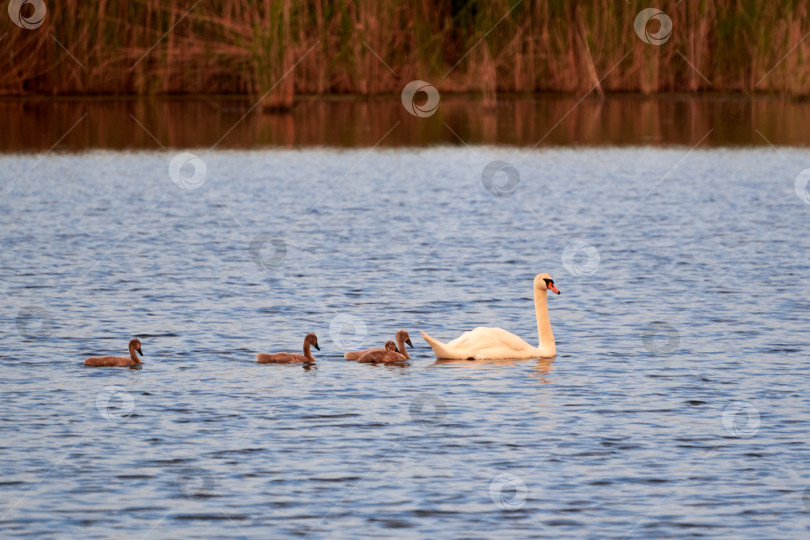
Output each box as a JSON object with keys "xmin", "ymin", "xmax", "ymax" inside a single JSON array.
[
  {"xmin": 357, "ymin": 341, "xmax": 407, "ymax": 364},
  {"xmin": 344, "ymin": 330, "xmax": 413, "ymax": 361},
  {"xmin": 84, "ymin": 338, "xmax": 143, "ymax": 367},
  {"xmin": 257, "ymin": 333, "xmax": 319, "ymax": 364}
]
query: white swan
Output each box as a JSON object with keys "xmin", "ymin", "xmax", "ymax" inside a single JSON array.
[{"xmin": 421, "ymin": 273, "xmax": 559, "ymax": 359}]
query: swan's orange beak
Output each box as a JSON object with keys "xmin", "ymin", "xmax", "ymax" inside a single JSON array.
[{"xmin": 548, "ymin": 283, "xmax": 560, "ymax": 295}]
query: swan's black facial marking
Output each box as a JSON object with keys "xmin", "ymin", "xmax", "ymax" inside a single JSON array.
[
  {"xmin": 543, "ymin": 277, "xmax": 560, "ymax": 295},
  {"xmin": 543, "ymin": 278, "xmax": 553, "ymax": 286}
]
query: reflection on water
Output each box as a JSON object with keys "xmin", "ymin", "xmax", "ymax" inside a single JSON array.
[
  {"xmin": 2, "ymin": 95, "xmax": 810, "ymax": 151},
  {"xmin": 433, "ymin": 358, "xmax": 554, "ymax": 383}
]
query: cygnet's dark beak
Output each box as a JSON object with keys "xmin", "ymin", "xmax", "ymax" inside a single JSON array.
[
  {"xmin": 137, "ymin": 348, "xmax": 143, "ymax": 356},
  {"xmin": 406, "ymin": 338, "xmax": 413, "ymax": 348},
  {"xmin": 314, "ymin": 342, "xmax": 320, "ymax": 351}
]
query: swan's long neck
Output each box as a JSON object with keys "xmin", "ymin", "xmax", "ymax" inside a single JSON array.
[
  {"xmin": 303, "ymin": 343, "xmax": 315, "ymax": 361},
  {"xmin": 534, "ymin": 288, "xmax": 555, "ymax": 351},
  {"xmin": 128, "ymin": 346, "xmax": 142, "ymax": 364}
]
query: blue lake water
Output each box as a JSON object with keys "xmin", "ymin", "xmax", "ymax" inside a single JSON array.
[{"xmin": 1, "ymin": 146, "xmax": 809, "ymax": 538}]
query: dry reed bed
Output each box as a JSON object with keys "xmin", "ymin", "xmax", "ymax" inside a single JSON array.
[{"xmin": 2, "ymin": 0, "xmax": 809, "ymax": 103}]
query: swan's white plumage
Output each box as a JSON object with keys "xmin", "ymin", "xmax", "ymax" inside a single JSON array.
[
  {"xmin": 421, "ymin": 273, "xmax": 558, "ymax": 360},
  {"xmin": 422, "ymin": 327, "xmax": 545, "ymax": 360}
]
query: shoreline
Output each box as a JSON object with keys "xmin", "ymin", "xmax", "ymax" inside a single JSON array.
[{"xmin": 0, "ymin": 91, "xmax": 808, "ymax": 101}]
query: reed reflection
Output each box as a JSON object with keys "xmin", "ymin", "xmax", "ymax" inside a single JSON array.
[{"xmin": 2, "ymin": 95, "xmax": 809, "ymax": 152}]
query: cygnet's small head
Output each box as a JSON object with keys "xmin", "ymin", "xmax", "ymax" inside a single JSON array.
[
  {"xmin": 396, "ymin": 330, "xmax": 413, "ymax": 348},
  {"xmin": 129, "ymin": 338, "xmax": 143, "ymax": 356},
  {"xmin": 304, "ymin": 333, "xmax": 320, "ymax": 351},
  {"xmin": 534, "ymin": 273, "xmax": 560, "ymax": 295},
  {"xmin": 384, "ymin": 341, "xmax": 398, "ymax": 352}
]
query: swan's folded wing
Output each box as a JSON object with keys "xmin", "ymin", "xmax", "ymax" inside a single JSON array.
[
  {"xmin": 446, "ymin": 330, "xmax": 478, "ymax": 347},
  {"xmin": 447, "ymin": 327, "xmax": 534, "ymax": 351}
]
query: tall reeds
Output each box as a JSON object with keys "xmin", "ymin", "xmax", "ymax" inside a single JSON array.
[{"xmin": 1, "ymin": 0, "xmax": 809, "ymax": 99}]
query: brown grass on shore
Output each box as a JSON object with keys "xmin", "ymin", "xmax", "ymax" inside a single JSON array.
[{"xmin": 1, "ymin": 0, "xmax": 809, "ymax": 103}]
